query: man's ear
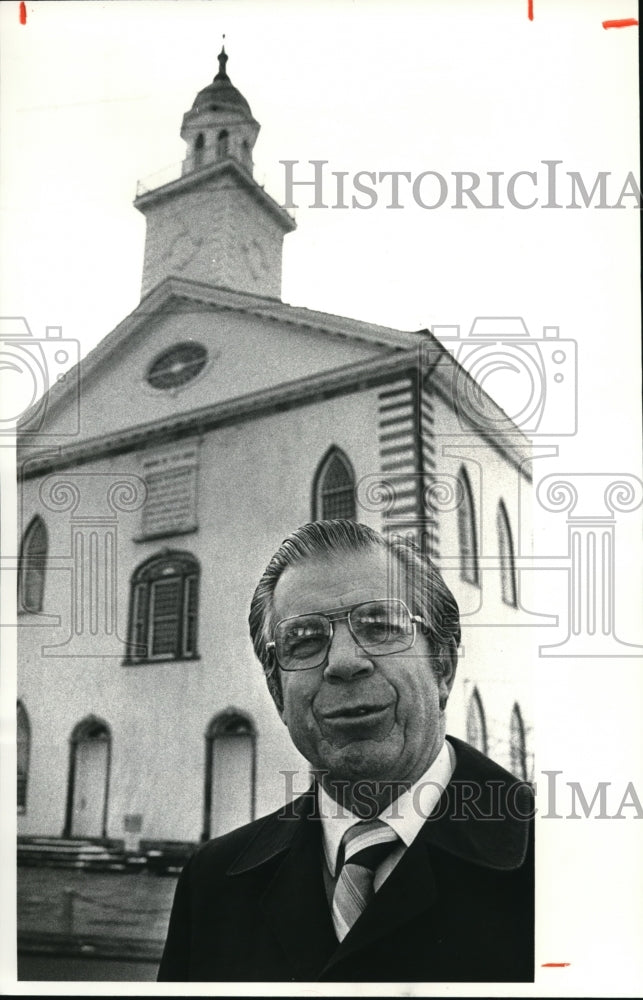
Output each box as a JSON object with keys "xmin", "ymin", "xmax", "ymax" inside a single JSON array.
[
  {"xmin": 273, "ymin": 677, "xmax": 287, "ymax": 725},
  {"xmin": 272, "ymin": 686, "xmax": 287, "ymax": 725},
  {"xmin": 265, "ymin": 648, "xmax": 287, "ymax": 722},
  {"xmin": 437, "ymin": 639, "xmax": 458, "ymax": 709}
]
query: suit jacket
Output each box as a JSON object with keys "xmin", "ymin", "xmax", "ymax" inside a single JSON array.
[{"xmin": 158, "ymin": 736, "xmax": 534, "ymax": 983}]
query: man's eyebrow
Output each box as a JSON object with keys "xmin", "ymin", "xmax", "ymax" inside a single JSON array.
[
  {"xmin": 284, "ymin": 599, "xmax": 392, "ymax": 618},
  {"xmin": 280, "ymin": 604, "xmax": 350, "ymax": 618}
]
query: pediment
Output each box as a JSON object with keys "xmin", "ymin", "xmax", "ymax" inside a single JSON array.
[{"xmin": 18, "ymin": 279, "xmax": 419, "ymax": 451}]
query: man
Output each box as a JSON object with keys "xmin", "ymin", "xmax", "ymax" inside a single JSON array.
[{"xmin": 158, "ymin": 520, "xmax": 534, "ymax": 982}]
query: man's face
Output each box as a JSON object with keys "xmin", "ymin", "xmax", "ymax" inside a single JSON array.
[{"xmin": 272, "ymin": 546, "xmax": 455, "ymax": 786}]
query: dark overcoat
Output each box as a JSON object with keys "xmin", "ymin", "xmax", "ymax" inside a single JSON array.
[{"xmin": 158, "ymin": 736, "xmax": 534, "ymax": 983}]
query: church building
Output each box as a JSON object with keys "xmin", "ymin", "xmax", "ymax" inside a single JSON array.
[{"xmin": 17, "ymin": 49, "xmax": 533, "ymax": 860}]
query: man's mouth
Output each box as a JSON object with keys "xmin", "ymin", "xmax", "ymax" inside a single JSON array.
[{"xmin": 323, "ymin": 705, "xmax": 389, "ymax": 720}]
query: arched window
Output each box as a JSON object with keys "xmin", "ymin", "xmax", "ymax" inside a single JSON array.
[
  {"xmin": 18, "ymin": 516, "xmax": 47, "ymax": 613},
  {"xmin": 17, "ymin": 702, "xmax": 30, "ymax": 814},
  {"xmin": 497, "ymin": 500, "xmax": 517, "ymax": 607},
  {"xmin": 457, "ymin": 466, "xmax": 479, "ymax": 585},
  {"xmin": 312, "ymin": 447, "xmax": 357, "ymax": 521},
  {"xmin": 194, "ymin": 132, "xmax": 205, "ymax": 168},
  {"xmin": 65, "ymin": 716, "xmax": 112, "ymax": 839},
  {"xmin": 509, "ymin": 703, "xmax": 528, "ymax": 780},
  {"xmin": 126, "ymin": 551, "xmax": 199, "ymax": 663},
  {"xmin": 466, "ymin": 687, "xmax": 488, "ymax": 754},
  {"xmin": 216, "ymin": 129, "xmax": 229, "ymax": 159},
  {"xmin": 203, "ymin": 711, "xmax": 256, "ymax": 841}
]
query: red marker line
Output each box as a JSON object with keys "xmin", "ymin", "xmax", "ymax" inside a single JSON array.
[
  {"xmin": 542, "ymin": 962, "xmax": 571, "ymax": 967},
  {"xmin": 528, "ymin": 0, "xmax": 534, "ymax": 20},
  {"xmin": 602, "ymin": 17, "xmax": 638, "ymax": 28},
  {"xmin": 19, "ymin": 1, "xmax": 26, "ymax": 25}
]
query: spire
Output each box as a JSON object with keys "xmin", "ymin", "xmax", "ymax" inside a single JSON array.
[{"xmin": 215, "ymin": 39, "xmax": 229, "ymax": 80}]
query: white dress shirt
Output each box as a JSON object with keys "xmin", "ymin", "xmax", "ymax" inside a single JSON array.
[{"xmin": 318, "ymin": 738, "xmax": 456, "ymax": 892}]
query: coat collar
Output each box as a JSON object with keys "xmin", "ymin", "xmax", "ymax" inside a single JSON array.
[
  {"xmin": 417, "ymin": 735, "xmax": 533, "ymax": 871},
  {"xmin": 226, "ymin": 784, "xmax": 318, "ymax": 876},
  {"xmin": 228, "ymin": 736, "xmax": 532, "ymax": 877}
]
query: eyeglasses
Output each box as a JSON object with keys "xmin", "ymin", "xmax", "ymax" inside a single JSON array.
[{"xmin": 266, "ymin": 599, "xmax": 427, "ymax": 672}]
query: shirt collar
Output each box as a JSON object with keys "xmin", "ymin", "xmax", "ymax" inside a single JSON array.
[{"xmin": 318, "ymin": 739, "xmax": 456, "ymax": 877}]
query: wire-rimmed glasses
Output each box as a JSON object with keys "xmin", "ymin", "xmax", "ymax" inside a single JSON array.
[{"xmin": 266, "ymin": 598, "xmax": 427, "ymax": 672}]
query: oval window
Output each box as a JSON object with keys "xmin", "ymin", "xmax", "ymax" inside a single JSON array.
[{"xmin": 146, "ymin": 343, "xmax": 208, "ymax": 390}]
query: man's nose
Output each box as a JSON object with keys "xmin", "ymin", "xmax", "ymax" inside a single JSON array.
[{"xmin": 323, "ymin": 621, "xmax": 375, "ymax": 682}]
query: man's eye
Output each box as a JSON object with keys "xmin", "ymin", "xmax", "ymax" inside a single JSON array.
[
  {"xmin": 283, "ymin": 623, "xmax": 326, "ymax": 656},
  {"xmin": 358, "ymin": 617, "xmax": 397, "ymax": 634},
  {"xmin": 288, "ymin": 636, "xmax": 324, "ymax": 657},
  {"xmin": 356, "ymin": 615, "xmax": 408, "ymax": 638}
]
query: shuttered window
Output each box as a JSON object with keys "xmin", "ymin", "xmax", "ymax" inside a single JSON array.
[
  {"xmin": 126, "ymin": 553, "xmax": 199, "ymax": 664},
  {"xmin": 131, "ymin": 582, "xmax": 147, "ymax": 651},
  {"xmin": 184, "ymin": 575, "xmax": 199, "ymax": 657}
]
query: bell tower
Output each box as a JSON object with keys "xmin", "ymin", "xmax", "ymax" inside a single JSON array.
[
  {"xmin": 135, "ymin": 45, "xmax": 295, "ymax": 300},
  {"xmin": 180, "ymin": 45, "xmax": 259, "ymax": 176}
]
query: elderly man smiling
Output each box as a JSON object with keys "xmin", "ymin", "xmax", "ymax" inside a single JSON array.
[{"xmin": 158, "ymin": 520, "xmax": 534, "ymax": 983}]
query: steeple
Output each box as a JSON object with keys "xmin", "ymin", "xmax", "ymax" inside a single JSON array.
[
  {"xmin": 215, "ymin": 44, "xmax": 229, "ymax": 79},
  {"xmin": 133, "ymin": 44, "xmax": 295, "ymax": 301},
  {"xmin": 180, "ymin": 44, "xmax": 259, "ymax": 175}
]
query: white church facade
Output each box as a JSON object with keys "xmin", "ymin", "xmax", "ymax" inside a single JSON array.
[{"xmin": 17, "ymin": 49, "xmax": 534, "ymax": 856}]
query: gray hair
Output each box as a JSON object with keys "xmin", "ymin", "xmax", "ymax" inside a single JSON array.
[{"xmin": 248, "ymin": 520, "xmax": 461, "ymax": 712}]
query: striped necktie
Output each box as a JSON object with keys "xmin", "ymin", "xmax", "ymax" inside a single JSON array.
[{"xmin": 331, "ymin": 819, "xmax": 399, "ymax": 942}]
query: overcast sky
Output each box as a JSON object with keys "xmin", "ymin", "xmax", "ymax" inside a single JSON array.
[
  {"xmin": 1, "ymin": 2, "xmax": 642, "ymax": 993},
  {"xmin": 1, "ymin": 2, "xmax": 639, "ymax": 373}
]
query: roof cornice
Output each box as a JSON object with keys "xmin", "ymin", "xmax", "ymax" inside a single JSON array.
[
  {"xmin": 134, "ymin": 158, "xmax": 295, "ymax": 233},
  {"xmin": 18, "ymin": 344, "xmax": 532, "ymax": 482}
]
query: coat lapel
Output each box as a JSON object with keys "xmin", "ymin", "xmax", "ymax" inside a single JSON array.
[
  {"xmin": 419, "ymin": 735, "xmax": 532, "ymax": 870},
  {"xmin": 259, "ymin": 810, "xmax": 339, "ymax": 979},
  {"xmin": 227, "ymin": 789, "xmax": 338, "ymax": 979}
]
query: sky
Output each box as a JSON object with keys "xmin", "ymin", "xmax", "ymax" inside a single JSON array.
[{"xmin": 1, "ymin": 0, "xmax": 642, "ymax": 994}]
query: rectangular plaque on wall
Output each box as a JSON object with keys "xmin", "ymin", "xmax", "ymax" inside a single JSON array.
[{"xmin": 138, "ymin": 438, "xmax": 200, "ymax": 540}]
